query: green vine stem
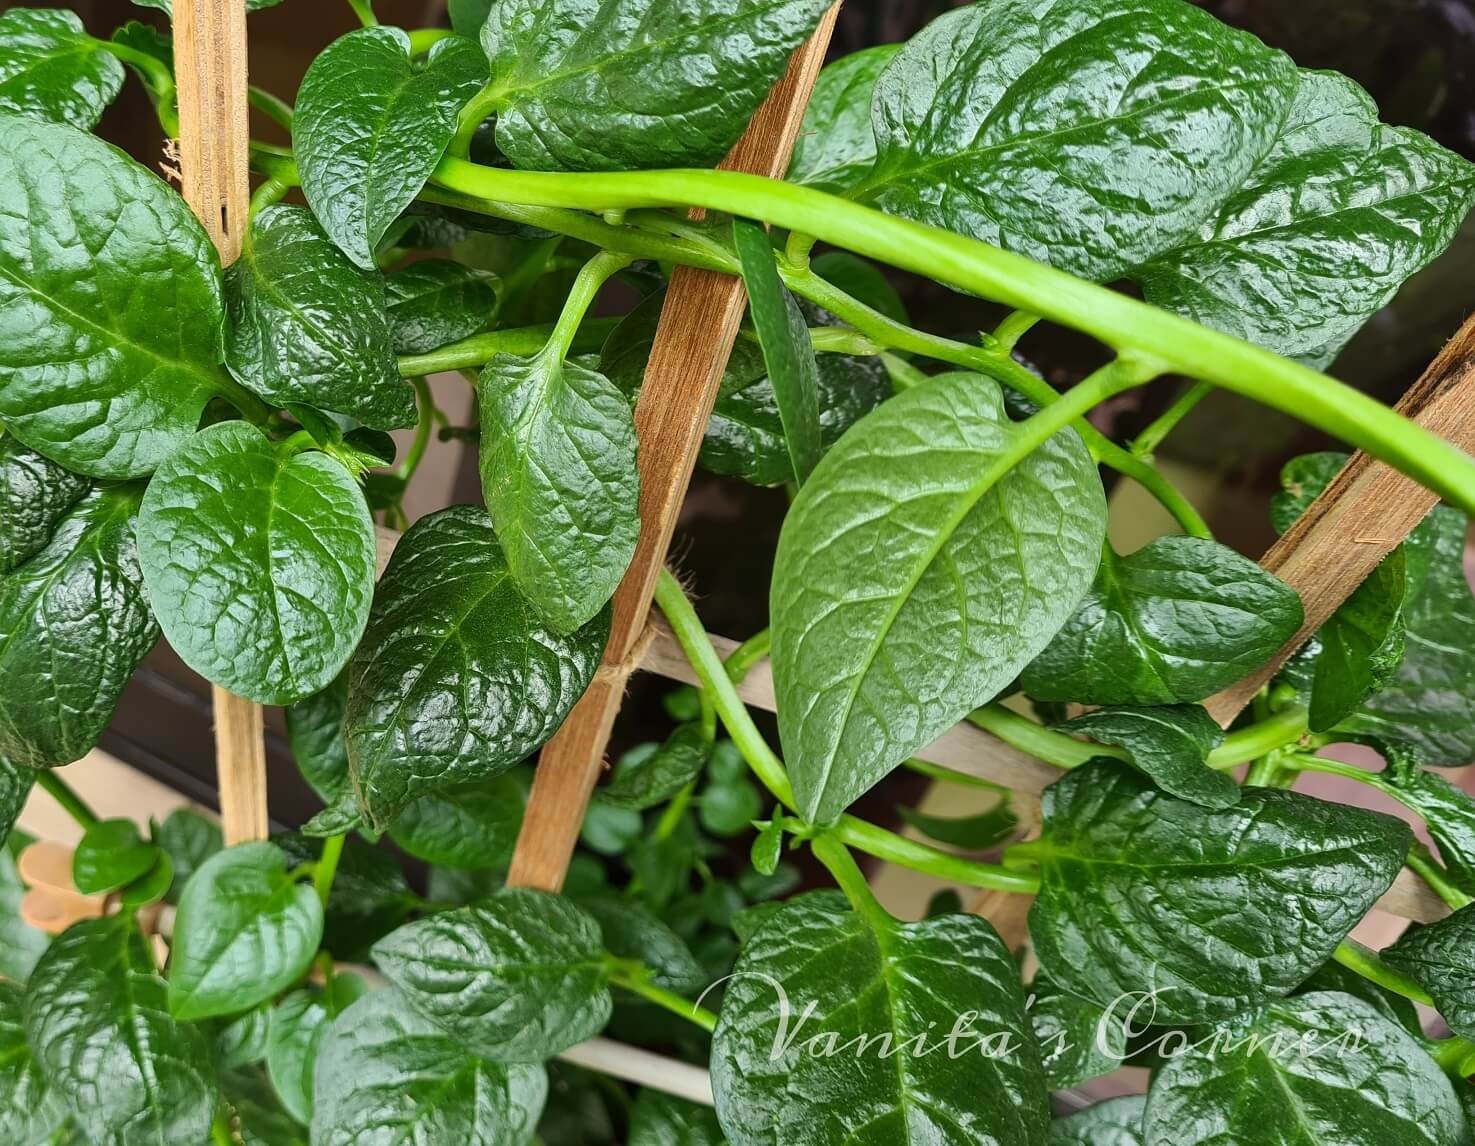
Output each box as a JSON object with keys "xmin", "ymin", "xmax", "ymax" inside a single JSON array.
[
  {"xmin": 811, "ymin": 832, "xmax": 892, "ymax": 932},
  {"xmin": 313, "ymin": 833, "xmax": 346, "ymax": 908},
  {"xmin": 346, "ymin": 0, "xmax": 376, "ymax": 28},
  {"xmin": 247, "ymin": 86, "xmax": 295, "ymax": 132},
  {"xmin": 1405, "ymin": 842, "xmax": 1475, "ymax": 912},
  {"xmin": 547, "ymin": 251, "xmax": 634, "ymax": 360},
  {"xmin": 407, "ymin": 28, "xmax": 454, "ymax": 57},
  {"xmin": 398, "ymin": 377, "xmax": 437, "ymax": 483},
  {"xmin": 1333, "ymin": 939, "xmax": 1433, "ymax": 1007},
  {"xmin": 1132, "ymin": 380, "xmax": 1214, "ymax": 458},
  {"xmin": 606, "ymin": 959, "xmax": 719, "ymax": 1033},
  {"xmin": 36, "ymin": 769, "xmax": 98, "ymax": 830},
  {"xmin": 396, "ymin": 319, "xmax": 620, "ymax": 377}
]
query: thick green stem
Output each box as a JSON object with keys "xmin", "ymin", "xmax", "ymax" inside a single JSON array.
[
  {"xmin": 1333, "ymin": 939, "xmax": 1433, "ymax": 1007},
  {"xmin": 313, "ymin": 833, "xmax": 346, "ymax": 907},
  {"xmin": 1432, "ymin": 1036, "xmax": 1475, "ymax": 1077},
  {"xmin": 547, "ymin": 252, "xmax": 634, "ymax": 360},
  {"xmin": 902, "ymin": 757, "xmax": 1009, "ymax": 793},
  {"xmin": 37, "ymin": 770, "xmax": 98, "ymax": 830},
  {"xmin": 346, "ymin": 0, "xmax": 376, "ymax": 27},
  {"xmin": 408, "ymin": 28, "xmax": 454, "ymax": 55},
  {"xmin": 832, "ymin": 817, "xmax": 1039, "ymax": 894},
  {"xmin": 992, "ymin": 310, "xmax": 1041, "ymax": 351},
  {"xmin": 1133, "ymin": 380, "xmax": 1213, "ymax": 457},
  {"xmin": 724, "ymin": 629, "xmax": 772, "ymax": 685},
  {"xmin": 396, "ymin": 319, "xmax": 620, "ymax": 376},
  {"xmin": 398, "ymin": 378, "xmax": 436, "ymax": 481},
  {"xmin": 248, "ymin": 176, "xmax": 292, "ymax": 222},
  {"xmin": 811, "ymin": 833, "xmax": 891, "ymax": 930},
  {"xmin": 451, "ymin": 84, "xmax": 503, "ymax": 158},
  {"xmin": 607, "ymin": 962, "xmax": 718, "ymax": 1032}
]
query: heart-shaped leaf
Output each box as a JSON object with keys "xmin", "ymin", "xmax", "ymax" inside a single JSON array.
[
  {"xmin": 73, "ymin": 818, "xmax": 160, "ymax": 895},
  {"xmin": 0, "ymin": 8, "xmax": 123, "ymax": 130}
]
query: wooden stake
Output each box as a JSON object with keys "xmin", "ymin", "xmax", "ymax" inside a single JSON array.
[
  {"xmin": 507, "ymin": 7, "xmax": 842, "ymax": 891},
  {"xmin": 174, "ymin": 0, "xmax": 267, "ymax": 845}
]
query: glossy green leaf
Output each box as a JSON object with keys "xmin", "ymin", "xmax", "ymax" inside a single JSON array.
[
  {"xmin": 0, "ymin": 758, "xmax": 33, "ymax": 853},
  {"xmin": 312, "ymin": 989, "xmax": 547, "ymax": 1146},
  {"xmin": 24, "ymin": 914, "xmax": 215, "ymax": 1145},
  {"xmin": 580, "ymin": 896, "xmax": 703, "ymax": 994},
  {"xmin": 1029, "ymin": 762, "xmax": 1411, "ymax": 1024},
  {"xmin": 119, "ymin": 850, "xmax": 172, "ymax": 908},
  {"xmin": 480, "ymin": 0, "xmax": 831, "ymax": 171},
  {"xmin": 168, "ymin": 842, "xmax": 324, "ymax": 1021},
  {"xmin": 0, "ymin": 435, "xmax": 89, "ymax": 574},
  {"xmin": 712, "ymin": 893, "xmax": 1048, "ymax": 1145},
  {"xmin": 221, "ymin": 1066, "xmax": 308, "ymax": 1146},
  {"xmin": 733, "ymin": 220, "xmax": 822, "ymax": 485},
  {"xmin": 1307, "ymin": 549, "xmax": 1405, "ymax": 732},
  {"xmin": 1049, "ymin": 1096, "xmax": 1145, "ymax": 1146},
  {"xmin": 579, "ymin": 798, "xmax": 642, "ymax": 856},
  {"xmin": 772, "ymin": 372, "xmax": 1105, "ymax": 824},
  {"xmin": 629, "ymin": 1090, "xmax": 726, "ymax": 1146},
  {"xmin": 373, "ymin": 888, "xmax": 612, "ymax": 1062},
  {"xmin": 0, "ymin": 114, "xmax": 227, "ymax": 478},
  {"xmin": 699, "ymin": 777, "xmax": 763, "ymax": 838},
  {"xmin": 218, "ymin": 1006, "xmax": 272, "ymax": 1071},
  {"xmin": 137, "ymin": 421, "xmax": 376, "ymax": 706},
  {"xmin": 750, "ymin": 817, "xmax": 784, "ymax": 876},
  {"xmin": 0, "ymin": 7, "xmax": 123, "ymax": 130},
  {"xmin": 1382, "ymin": 753, "xmax": 1475, "ymax": 894},
  {"xmin": 153, "ymin": 806, "xmax": 222, "ymax": 902},
  {"xmin": 1143, "ymin": 991, "xmax": 1467, "ymax": 1145},
  {"xmin": 295, "ymin": 28, "xmax": 487, "ymax": 268},
  {"xmin": 450, "ymin": 0, "xmax": 494, "ymax": 37},
  {"xmin": 0, "ymin": 979, "xmax": 67, "ymax": 1143},
  {"xmin": 0, "ymin": 847, "xmax": 47, "ymax": 983},
  {"xmin": 1384, "ymin": 906, "xmax": 1475, "ymax": 1041},
  {"xmin": 275, "ymin": 834, "xmax": 410, "ymax": 961},
  {"xmin": 477, "ymin": 349, "xmax": 639, "ymax": 632},
  {"xmin": 227, "ymin": 205, "xmax": 416, "ymax": 430},
  {"xmin": 0, "ymin": 487, "xmax": 157, "ymax": 768},
  {"xmin": 285, "ymin": 674, "xmax": 350, "ymax": 806},
  {"xmin": 601, "ymin": 724, "xmax": 709, "ymax": 810},
  {"xmin": 72, "ymin": 818, "xmax": 158, "ymax": 895},
  {"xmin": 788, "ymin": 46, "xmax": 901, "ymax": 194},
  {"xmin": 1021, "ymin": 537, "xmax": 1303, "ymax": 706},
  {"xmin": 345, "ymin": 506, "xmax": 608, "ymax": 830},
  {"xmin": 267, "ymin": 990, "xmax": 329, "ymax": 1125},
  {"xmin": 1030, "ymin": 971, "xmax": 1128, "ymax": 1090},
  {"xmin": 385, "ymin": 259, "xmax": 496, "ymax": 354},
  {"xmin": 897, "ymin": 799, "xmax": 1017, "ymax": 851},
  {"xmin": 1059, "ymin": 705, "xmax": 1236, "ymax": 809},
  {"xmin": 1295, "ymin": 955, "xmax": 1424, "ymax": 1040},
  {"xmin": 390, "ymin": 769, "xmax": 530, "ymax": 870}
]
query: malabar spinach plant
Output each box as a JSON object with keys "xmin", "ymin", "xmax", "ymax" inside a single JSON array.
[{"xmin": 5, "ymin": 0, "xmax": 1475, "ymax": 1142}]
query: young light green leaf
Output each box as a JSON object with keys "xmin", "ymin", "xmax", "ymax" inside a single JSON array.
[
  {"xmin": 153, "ymin": 806, "xmax": 222, "ymax": 902},
  {"xmin": 750, "ymin": 816, "xmax": 784, "ymax": 877},
  {"xmin": 1049, "ymin": 1096, "xmax": 1145, "ymax": 1146},
  {"xmin": 1021, "ymin": 537, "xmax": 1304, "ymax": 706},
  {"xmin": 579, "ymin": 896, "xmax": 704, "ymax": 994},
  {"xmin": 733, "ymin": 220, "xmax": 822, "ymax": 485},
  {"xmin": 0, "ymin": 114, "xmax": 227, "ymax": 478},
  {"xmin": 295, "ymin": 28, "xmax": 487, "ymax": 268},
  {"xmin": 699, "ymin": 776, "xmax": 763, "ymax": 838},
  {"xmin": 311, "ymin": 989, "xmax": 547, "ymax": 1146},
  {"xmin": 168, "ymin": 842, "xmax": 325, "ymax": 1021},
  {"xmin": 119, "ymin": 850, "xmax": 172, "ymax": 908},
  {"xmin": 712, "ymin": 894, "xmax": 1048, "ymax": 1145},
  {"xmin": 0, "ymin": 488, "xmax": 158, "ymax": 769},
  {"xmin": 137, "ymin": 421, "xmax": 376, "ymax": 706},
  {"xmin": 267, "ymin": 990, "xmax": 329, "ymax": 1125},
  {"xmin": 0, "ymin": 435, "xmax": 89, "ymax": 574},
  {"xmin": 372, "ymin": 888, "xmax": 612, "ymax": 1062},
  {"xmin": 0, "ymin": 979, "xmax": 67, "ymax": 1143},
  {"xmin": 386, "ymin": 259, "xmax": 496, "ymax": 355},
  {"xmin": 629, "ymin": 1090, "xmax": 726, "ymax": 1146},
  {"xmin": 345, "ymin": 506, "xmax": 608, "ymax": 830},
  {"xmin": 600, "ymin": 724, "xmax": 709, "ymax": 810},
  {"xmin": 772, "ymin": 372, "xmax": 1105, "ymax": 824},
  {"xmin": 1308, "ymin": 549, "xmax": 1406, "ymax": 732},
  {"xmin": 1030, "ymin": 971, "xmax": 1128, "ymax": 1090},
  {"xmin": 0, "ymin": 8, "xmax": 123, "ymax": 130},
  {"xmin": 1384, "ymin": 906, "xmax": 1475, "ymax": 1041},
  {"xmin": 478, "ymin": 349, "xmax": 639, "ymax": 632},
  {"xmin": 227, "ymin": 205, "xmax": 417, "ymax": 430},
  {"xmin": 479, "ymin": 0, "xmax": 831, "ymax": 171},
  {"xmin": 787, "ymin": 45, "xmax": 901, "ymax": 193},
  {"xmin": 24, "ymin": 914, "xmax": 216, "ymax": 1145},
  {"xmin": 1029, "ymin": 762, "xmax": 1411, "ymax": 1024},
  {"xmin": 389, "ymin": 770, "xmax": 530, "ymax": 870},
  {"xmin": 1143, "ymin": 992, "xmax": 1467, "ymax": 1145},
  {"xmin": 72, "ymin": 818, "xmax": 159, "ymax": 896},
  {"xmin": 1059, "ymin": 705, "xmax": 1236, "ymax": 809}
]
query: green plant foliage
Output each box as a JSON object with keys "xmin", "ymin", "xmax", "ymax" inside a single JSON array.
[
  {"xmin": 1058, "ymin": 704, "xmax": 1236, "ymax": 809},
  {"xmin": 0, "ymin": 8, "xmax": 123, "ymax": 130},
  {"xmin": 0, "ymin": 435, "xmax": 89, "ymax": 574},
  {"xmin": 72, "ymin": 817, "xmax": 159, "ymax": 895},
  {"xmin": 385, "ymin": 259, "xmax": 496, "ymax": 354}
]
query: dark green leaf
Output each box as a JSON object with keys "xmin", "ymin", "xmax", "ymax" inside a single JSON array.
[
  {"xmin": 1022, "ymin": 537, "xmax": 1303, "ymax": 706},
  {"xmin": 218, "ymin": 1006, "xmax": 272, "ymax": 1070},
  {"xmin": 732, "ymin": 220, "xmax": 822, "ymax": 485},
  {"xmin": 227, "ymin": 205, "xmax": 417, "ymax": 430},
  {"xmin": 0, "ymin": 758, "xmax": 32, "ymax": 853},
  {"xmin": 0, "ymin": 430, "xmax": 89, "ymax": 574},
  {"xmin": 580, "ymin": 799, "xmax": 643, "ymax": 856},
  {"xmin": 449, "ymin": 0, "xmax": 494, "ymax": 37},
  {"xmin": 344, "ymin": 506, "xmax": 608, "ymax": 830},
  {"xmin": 0, "ymin": 114, "xmax": 227, "ymax": 478},
  {"xmin": 311, "ymin": 989, "xmax": 547, "ymax": 1145},
  {"xmin": 301, "ymin": 793, "xmax": 362, "ymax": 839},
  {"xmin": 137, "ymin": 422, "xmax": 376, "ymax": 706},
  {"xmin": 580, "ymin": 896, "xmax": 703, "ymax": 994},
  {"xmin": 1030, "ymin": 761, "xmax": 1411, "ymax": 1023},
  {"xmin": 1295, "ymin": 956, "xmax": 1424, "ymax": 1039},
  {"xmin": 477, "ymin": 349, "xmax": 639, "ymax": 631},
  {"xmin": 712, "ymin": 894, "xmax": 1048, "ymax": 1145},
  {"xmin": 479, "ymin": 0, "xmax": 831, "ymax": 171},
  {"xmin": 601, "ymin": 724, "xmax": 709, "ymax": 810},
  {"xmin": 221, "ymin": 1065, "xmax": 308, "ymax": 1146},
  {"xmin": 629, "ymin": 1090, "xmax": 725, "ymax": 1146},
  {"xmin": 699, "ymin": 778, "xmax": 763, "ymax": 838},
  {"xmin": 25, "ymin": 914, "xmax": 215, "ymax": 1145},
  {"xmin": 0, "ymin": 487, "xmax": 157, "ymax": 768},
  {"xmin": 0, "ymin": 979, "xmax": 66, "ymax": 1143},
  {"xmin": 119, "ymin": 849, "xmax": 172, "ymax": 907},
  {"xmin": 0, "ymin": 7, "xmax": 123, "ymax": 130},
  {"xmin": 373, "ymin": 888, "xmax": 612, "ymax": 1061},
  {"xmin": 390, "ymin": 769, "xmax": 530, "ymax": 869},
  {"xmin": 168, "ymin": 842, "xmax": 324, "ymax": 1021},
  {"xmin": 1143, "ymin": 991, "xmax": 1467, "ymax": 1144},
  {"xmin": 1384, "ymin": 906, "xmax": 1475, "ymax": 1041},
  {"xmin": 72, "ymin": 817, "xmax": 159, "ymax": 895},
  {"xmin": 1030, "ymin": 971, "xmax": 1128, "ymax": 1090},
  {"xmin": 1382, "ymin": 755, "xmax": 1475, "ymax": 894},
  {"xmin": 385, "ymin": 259, "xmax": 496, "ymax": 354},
  {"xmin": 1308, "ymin": 549, "xmax": 1405, "ymax": 732},
  {"xmin": 1270, "ymin": 452, "xmax": 1345, "ymax": 534},
  {"xmin": 0, "ymin": 847, "xmax": 47, "ymax": 982},
  {"xmin": 1059, "ymin": 704, "xmax": 1235, "ymax": 809},
  {"xmin": 788, "ymin": 45, "xmax": 901, "ymax": 194},
  {"xmin": 285, "ymin": 675, "xmax": 350, "ymax": 806},
  {"xmin": 267, "ymin": 990, "xmax": 328, "ymax": 1125},
  {"xmin": 772, "ymin": 372, "xmax": 1105, "ymax": 824},
  {"xmin": 295, "ymin": 28, "xmax": 487, "ymax": 268},
  {"xmin": 1048, "ymin": 1096, "xmax": 1145, "ymax": 1146},
  {"xmin": 897, "ymin": 799, "xmax": 1018, "ymax": 850},
  {"xmin": 153, "ymin": 806, "xmax": 222, "ymax": 902}
]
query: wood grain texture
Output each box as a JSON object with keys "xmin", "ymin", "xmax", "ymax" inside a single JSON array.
[
  {"xmin": 508, "ymin": 6, "xmax": 842, "ymax": 892},
  {"xmin": 174, "ymin": 0, "xmax": 266, "ymax": 844},
  {"xmin": 1206, "ymin": 311, "xmax": 1475, "ymax": 725}
]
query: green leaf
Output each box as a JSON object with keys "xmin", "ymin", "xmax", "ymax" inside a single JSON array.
[
  {"xmin": 896, "ymin": 799, "xmax": 1017, "ymax": 850},
  {"xmin": 601, "ymin": 724, "xmax": 709, "ymax": 810},
  {"xmin": 1295, "ymin": 955, "xmax": 1424, "ymax": 1039},
  {"xmin": 1030, "ymin": 971, "xmax": 1128, "ymax": 1090},
  {"xmin": 119, "ymin": 849, "xmax": 172, "ymax": 908},
  {"xmin": 344, "ymin": 506, "xmax": 608, "ymax": 830},
  {"xmin": 1048, "ymin": 1096, "xmax": 1145, "ymax": 1146},
  {"xmin": 580, "ymin": 896, "xmax": 703, "ymax": 994},
  {"xmin": 0, "ymin": 847, "xmax": 47, "ymax": 982},
  {"xmin": 1307, "ymin": 549, "xmax": 1405, "ymax": 732},
  {"xmin": 1384, "ymin": 906, "xmax": 1475, "ymax": 1041},
  {"xmin": 311, "ymin": 989, "xmax": 547, "ymax": 1146},
  {"xmin": 0, "ymin": 114, "xmax": 227, "ymax": 478},
  {"xmin": 699, "ymin": 777, "xmax": 763, "ymax": 838},
  {"xmin": 218, "ymin": 1006, "xmax": 272, "ymax": 1071},
  {"xmin": 711, "ymin": 894, "xmax": 1048, "ymax": 1145},
  {"xmin": 0, "ymin": 487, "xmax": 158, "ymax": 768},
  {"xmin": 580, "ymin": 799, "xmax": 642, "ymax": 856},
  {"xmin": 1382, "ymin": 755, "xmax": 1475, "ymax": 894},
  {"xmin": 267, "ymin": 990, "xmax": 329, "ymax": 1125},
  {"xmin": 811, "ymin": 250, "xmax": 908, "ymax": 326},
  {"xmin": 1029, "ymin": 761, "xmax": 1411, "ymax": 1024},
  {"xmin": 0, "ymin": 758, "xmax": 33, "ymax": 854},
  {"xmin": 771, "ymin": 372, "xmax": 1105, "ymax": 824},
  {"xmin": 390, "ymin": 769, "xmax": 530, "ymax": 870},
  {"xmin": 477, "ymin": 349, "xmax": 639, "ymax": 632},
  {"xmin": 72, "ymin": 818, "xmax": 159, "ymax": 895},
  {"xmin": 274, "ymin": 834, "xmax": 410, "ymax": 961},
  {"xmin": 479, "ymin": 0, "xmax": 831, "ymax": 171},
  {"xmin": 1143, "ymin": 991, "xmax": 1467, "ymax": 1144},
  {"xmin": 227, "ymin": 205, "xmax": 417, "ymax": 430},
  {"xmin": 295, "ymin": 28, "xmax": 488, "ymax": 268},
  {"xmin": 137, "ymin": 421, "xmax": 377, "ymax": 706},
  {"xmin": 372, "ymin": 888, "xmax": 612, "ymax": 1062},
  {"xmin": 0, "ymin": 7, "xmax": 123, "ymax": 130},
  {"xmin": 788, "ymin": 45, "xmax": 901, "ymax": 194},
  {"xmin": 25, "ymin": 914, "xmax": 216, "ymax": 1145},
  {"xmin": 732, "ymin": 220, "xmax": 822, "ymax": 485},
  {"xmin": 1058, "ymin": 704, "xmax": 1236, "ymax": 809},
  {"xmin": 1141, "ymin": 71, "xmax": 1475, "ymax": 366},
  {"xmin": 153, "ymin": 806, "xmax": 222, "ymax": 902},
  {"xmin": 221, "ymin": 1065, "xmax": 308, "ymax": 1146},
  {"xmin": 449, "ymin": 0, "xmax": 494, "ymax": 37},
  {"xmin": 856, "ymin": 1, "xmax": 1296, "ymax": 282},
  {"xmin": 385, "ymin": 259, "xmax": 496, "ymax": 355},
  {"xmin": 0, "ymin": 435, "xmax": 89, "ymax": 574},
  {"xmin": 1022, "ymin": 537, "xmax": 1303, "ymax": 706},
  {"xmin": 168, "ymin": 842, "xmax": 324, "ymax": 1021},
  {"xmin": 750, "ymin": 817, "xmax": 783, "ymax": 876},
  {"xmin": 0, "ymin": 979, "xmax": 67, "ymax": 1143},
  {"xmin": 629, "ymin": 1090, "xmax": 726, "ymax": 1146},
  {"xmin": 285, "ymin": 674, "xmax": 350, "ymax": 806}
]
